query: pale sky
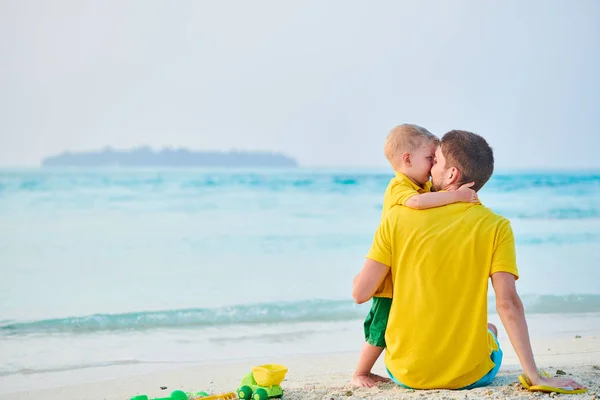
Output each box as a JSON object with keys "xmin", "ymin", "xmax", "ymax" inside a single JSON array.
[{"xmin": 1, "ymin": 0, "xmax": 599, "ymax": 168}]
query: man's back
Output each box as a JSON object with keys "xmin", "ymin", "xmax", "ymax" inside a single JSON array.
[
  {"xmin": 355, "ymin": 129, "xmax": 585, "ymax": 392},
  {"xmin": 367, "ymin": 202, "xmax": 518, "ymax": 389}
]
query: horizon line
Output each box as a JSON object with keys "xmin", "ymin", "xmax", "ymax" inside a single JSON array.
[{"xmin": 1, "ymin": 164, "xmax": 600, "ymax": 172}]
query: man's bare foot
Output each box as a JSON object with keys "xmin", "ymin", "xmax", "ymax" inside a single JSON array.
[{"xmin": 351, "ymin": 373, "xmax": 391, "ymax": 388}]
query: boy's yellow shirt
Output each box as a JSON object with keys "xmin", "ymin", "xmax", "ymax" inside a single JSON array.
[
  {"xmin": 373, "ymin": 172, "xmax": 432, "ymax": 298},
  {"xmin": 366, "ymin": 202, "xmax": 519, "ymax": 389}
]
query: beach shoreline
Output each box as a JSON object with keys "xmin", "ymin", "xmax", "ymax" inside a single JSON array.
[{"xmin": 2, "ymin": 335, "xmax": 598, "ymax": 400}]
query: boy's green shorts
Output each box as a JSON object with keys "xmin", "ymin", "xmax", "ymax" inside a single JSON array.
[{"xmin": 363, "ymin": 296, "xmax": 392, "ymax": 348}]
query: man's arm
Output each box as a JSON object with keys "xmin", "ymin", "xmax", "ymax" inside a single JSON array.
[
  {"xmin": 492, "ymin": 272, "xmax": 585, "ymax": 389},
  {"xmin": 352, "ymin": 259, "xmax": 390, "ymax": 304},
  {"xmin": 491, "ymin": 272, "xmax": 539, "ymax": 379},
  {"xmin": 404, "ymin": 182, "xmax": 477, "ymax": 210}
]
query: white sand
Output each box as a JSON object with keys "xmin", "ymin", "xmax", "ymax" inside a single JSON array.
[{"xmin": 1, "ymin": 335, "xmax": 599, "ymax": 400}]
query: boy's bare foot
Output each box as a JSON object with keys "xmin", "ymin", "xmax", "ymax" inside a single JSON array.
[{"xmin": 351, "ymin": 372, "xmax": 391, "ymax": 388}]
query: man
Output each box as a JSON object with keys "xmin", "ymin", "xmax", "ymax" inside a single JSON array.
[{"xmin": 352, "ymin": 130, "xmax": 586, "ymax": 391}]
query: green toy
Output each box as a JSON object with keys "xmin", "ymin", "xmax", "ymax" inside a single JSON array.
[
  {"xmin": 130, "ymin": 390, "xmax": 210, "ymax": 400},
  {"xmin": 237, "ymin": 364, "xmax": 287, "ymax": 400}
]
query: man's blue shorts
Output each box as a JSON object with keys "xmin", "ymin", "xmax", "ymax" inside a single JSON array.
[{"xmin": 387, "ymin": 329, "xmax": 503, "ymax": 390}]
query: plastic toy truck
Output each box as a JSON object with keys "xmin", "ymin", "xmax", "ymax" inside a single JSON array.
[{"xmin": 237, "ymin": 364, "xmax": 288, "ymax": 400}]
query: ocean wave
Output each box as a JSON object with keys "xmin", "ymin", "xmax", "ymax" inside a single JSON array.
[
  {"xmin": 492, "ymin": 173, "xmax": 600, "ymax": 191},
  {"xmin": 2, "ymin": 295, "xmax": 599, "ymax": 337},
  {"xmin": 1, "ymin": 170, "xmax": 598, "ymax": 192},
  {"xmin": 0, "ymin": 300, "xmax": 363, "ymax": 336},
  {"xmin": 511, "ymin": 208, "xmax": 600, "ymax": 220},
  {"xmin": 2, "ymin": 170, "xmax": 599, "ymax": 220},
  {"xmin": 522, "ymin": 294, "xmax": 600, "ymax": 314},
  {"xmin": 0, "ymin": 360, "xmax": 143, "ymax": 377},
  {"xmin": 516, "ymin": 232, "xmax": 600, "ymax": 246}
]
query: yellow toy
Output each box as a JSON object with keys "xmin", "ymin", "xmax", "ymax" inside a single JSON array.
[
  {"xmin": 197, "ymin": 392, "xmax": 237, "ymax": 400},
  {"xmin": 237, "ymin": 364, "xmax": 288, "ymax": 400}
]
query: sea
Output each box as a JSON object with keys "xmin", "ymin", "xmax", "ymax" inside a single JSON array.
[{"xmin": 1, "ymin": 168, "xmax": 599, "ymax": 392}]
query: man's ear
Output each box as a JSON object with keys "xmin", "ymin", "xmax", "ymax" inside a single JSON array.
[
  {"xmin": 402, "ymin": 152, "xmax": 411, "ymax": 166},
  {"xmin": 447, "ymin": 167, "xmax": 462, "ymax": 185}
]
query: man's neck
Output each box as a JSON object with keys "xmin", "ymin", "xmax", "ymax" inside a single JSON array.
[
  {"xmin": 434, "ymin": 183, "xmax": 461, "ymax": 192},
  {"xmin": 443, "ymin": 184, "xmax": 461, "ymax": 191}
]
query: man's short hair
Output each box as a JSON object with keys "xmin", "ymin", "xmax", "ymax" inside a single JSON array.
[
  {"xmin": 440, "ymin": 130, "xmax": 494, "ymax": 192},
  {"xmin": 384, "ymin": 124, "xmax": 439, "ymax": 166}
]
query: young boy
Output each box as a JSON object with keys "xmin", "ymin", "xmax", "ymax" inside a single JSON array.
[{"xmin": 352, "ymin": 124, "xmax": 478, "ymax": 387}]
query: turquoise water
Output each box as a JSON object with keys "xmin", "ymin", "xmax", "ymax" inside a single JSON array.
[{"xmin": 1, "ymin": 168, "xmax": 599, "ymax": 385}]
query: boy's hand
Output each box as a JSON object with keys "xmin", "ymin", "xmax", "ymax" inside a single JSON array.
[{"xmin": 457, "ymin": 182, "xmax": 478, "ymax": 203}]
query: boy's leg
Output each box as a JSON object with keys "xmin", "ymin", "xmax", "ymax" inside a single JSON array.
[
  {"xmin": 352, "ymin": 297, "xmax": 392, "ymax": 387},
  {"xmin": 351, "ymin": 343, "xmax": 389, "ymax": 387}
]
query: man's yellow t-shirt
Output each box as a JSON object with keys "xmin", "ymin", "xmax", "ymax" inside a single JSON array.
[
  {"xmin": 366, "ymin": 202, "xmax": 519, "ymax": 389},
  {"xmin": 373, "ymin": 172, "xmax": 432, "ymax": 298}
]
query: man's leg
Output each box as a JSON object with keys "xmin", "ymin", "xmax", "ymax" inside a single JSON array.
[
  {"xmin": 488, "ymin": 323, "xmax": 498, "ymax": 337},
  {"xmin": 462, "ymin": 323, "xmax": 503, "ymax": 389}
]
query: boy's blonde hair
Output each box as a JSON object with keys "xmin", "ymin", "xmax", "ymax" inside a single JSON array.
[{"xmin": 384, "ymin": 124, "xmax": 439, "ymax": 167}]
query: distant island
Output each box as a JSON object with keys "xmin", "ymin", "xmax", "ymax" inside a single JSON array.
[{"xmin": 41, "ymin": 146, "xmax": 298, "ymax": 168}]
